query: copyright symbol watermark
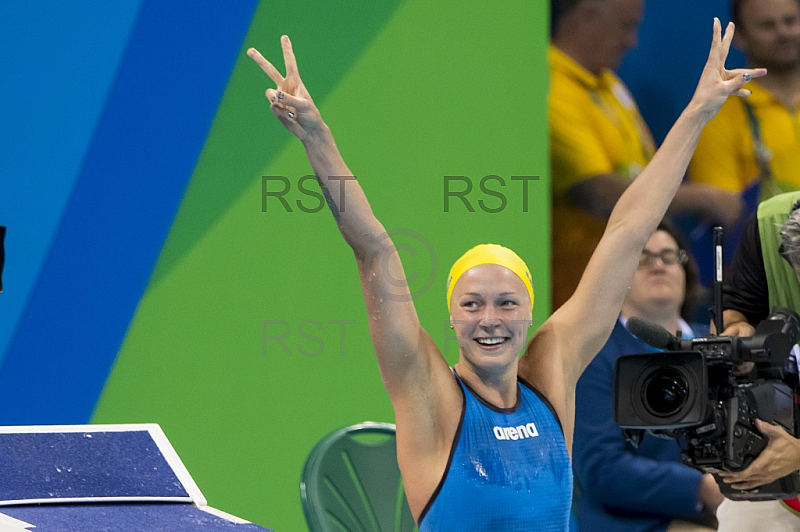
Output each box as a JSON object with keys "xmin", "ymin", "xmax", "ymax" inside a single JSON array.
[{"xmin": 363, "ymin": 227, "xmax": 437, "ymax": 303}]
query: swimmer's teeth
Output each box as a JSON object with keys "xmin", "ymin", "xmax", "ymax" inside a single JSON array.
[{"xmin": 477, "ymin": 338, "xmax": 504, "ymax": 345}]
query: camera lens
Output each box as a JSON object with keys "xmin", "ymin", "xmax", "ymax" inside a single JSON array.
[{"xmin": 642, "ymin": 369, "xmax": 688, "ymax": 417}]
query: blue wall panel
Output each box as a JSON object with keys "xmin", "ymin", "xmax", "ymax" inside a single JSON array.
[
  {"xmin": 618, "ymin": 0, "xmax": 746, "ymax": 145},
  {"xmin": 0, "ymin": 2, "xmax": 143, "ymax": 368},
  {"xmin": 0, "ymin": 0, "xmax": 258, "ymax": 424}
]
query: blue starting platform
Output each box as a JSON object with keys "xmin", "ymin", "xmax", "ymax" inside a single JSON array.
[{"xmin": 0, "ymin": 424, "xmax": 275, "ymax": 531}]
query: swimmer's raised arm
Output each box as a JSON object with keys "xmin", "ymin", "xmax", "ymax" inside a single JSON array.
[
  {"xmin": 248, "ymin": 38, "xmax": 454, "ymax": 411},
  {"xmin": 247, "ymin": 38, "xmax": 371, "ymax": 248},
  {"xmin": 522, "ymin": 20, "xmax": 766, "ymax": 407}
]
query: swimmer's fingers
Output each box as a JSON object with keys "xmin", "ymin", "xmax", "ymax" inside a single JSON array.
[
  {"xmin": 265, "ymin": 88, "xmax": 321, "ymax": 140},
  {"xmin": 690, "ymin": 19, "xmax": 767, "ymax": 116},
  {"xmin": 270, "ymin": 101, "xmax": 298, "ymax": 131},
  {"xmin": 281, "ymin": 35, "xmax": 300, "ymax": 78},
  {"xmin": 251, "ymin": 36, "xmax": 323, "ymax": 142},
  {"xmin": 725, "ymin": 68, "xmax": 767, "ymax": 97},
  {"xmin": 247, "ymin": 47, "xmax": 284, "ymax": 86},
  {"xmin": 266, "ymin": 88, "xmax": 310, "ymax": 113}
]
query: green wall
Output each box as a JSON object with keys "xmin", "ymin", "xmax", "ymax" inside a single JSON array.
[{"xmin": 93, "ymin": 1, "xmax": 550, "ymax": 529}]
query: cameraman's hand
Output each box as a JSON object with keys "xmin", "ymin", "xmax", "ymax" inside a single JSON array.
[
  {"xmin": 698, "ymin": 473, "xmax": 724, "ymax": 514},
  {"xmin": 718, "ymin": 310, "xmax": 756, "ymax": 376},
  {"xmin": 718, "ymin": 310, "xmax": 756, "ymax": 337},
  {"xmin": 720, "ymin": 321, "xmax": 756, "ymax": 337},
  {"xmin": 719, "ymin": 419, "xmax": 800, "ymax": 490}
]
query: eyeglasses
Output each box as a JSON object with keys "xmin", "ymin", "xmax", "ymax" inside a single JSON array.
[{"xmin": 638, "ymin": 249, "xmax": 688, "ymax": 267}]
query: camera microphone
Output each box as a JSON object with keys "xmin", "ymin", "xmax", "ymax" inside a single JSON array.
[{"xmin": 626, "ymin": 317, "xmax": 683, "ymax": 351}]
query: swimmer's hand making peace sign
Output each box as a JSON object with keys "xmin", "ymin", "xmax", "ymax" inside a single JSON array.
[
  {"xmin": 248, "ymin": 36, "xmax": 323, "ymax": 143},
  {"xmin": 690, "ymin": 18, "xmax": 766, "ymax": 118}
]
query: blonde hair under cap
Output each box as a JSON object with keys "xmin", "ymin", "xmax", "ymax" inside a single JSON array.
[{"xmin": 446, "ymin": 244, "xmax": 534, "ymax": 312}]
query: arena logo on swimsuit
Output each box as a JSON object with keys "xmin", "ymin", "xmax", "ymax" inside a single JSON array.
[{"xmin": 493, "ymin": 423, "xmax": 539, "ymax": 441}]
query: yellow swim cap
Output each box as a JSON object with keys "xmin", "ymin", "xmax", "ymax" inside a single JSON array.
[{"xmin": 446, "ymin": 244, "xmax": 534, "ymax": 312}]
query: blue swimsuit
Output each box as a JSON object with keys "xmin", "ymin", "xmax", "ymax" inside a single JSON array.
[{"xmin": 419, "ymin": 370, "xmax": 573, "ymax": 531}]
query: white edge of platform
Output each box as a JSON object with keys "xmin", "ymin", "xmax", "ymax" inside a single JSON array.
[
  {"xmin": 0, "ymin": 424, "xmax": 159, "ymax": 433},
  {"xmin": 0, "ymin": 423, "xmax": 208, "ymax": 506},
  {"xmin": 197, "ymin": 506, "xmax": 251, "ymax": 524},
  {"xmin": 146, "ymin": 424, "xmax": 208, "ymax": 506},
  {"xmin": 0, "ymin": 511, "xmax": 35, "ymax": 529},
  {"xmin": 0, "ymin": 496, "xmax": 193, "ymax": 507}
]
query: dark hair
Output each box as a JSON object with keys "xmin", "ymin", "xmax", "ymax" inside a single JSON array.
[
  {"xmin": 551, "ymin": 0, "xmax": 595, "ymax": 35},
  {"xmin": 652, "ymin": 219, "xmax": 703, "ymax": 319},
  {"xmin": 731, "ymin": 0, "xmax": 745, "ymax": 29},
  {"xmin": 552, "ymin": 0, "xmax": 576, "ymax": 32},
  {"xmin": 730, "ymin": 0, "xmax": 798, "ymax": 30}
]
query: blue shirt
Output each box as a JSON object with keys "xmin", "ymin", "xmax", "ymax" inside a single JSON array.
[
  {"xmin": 574, "ymin": 318, "xmax": 707, "ymax": 532},
  {"xmin": 419, "ymin": 369, "xmax": 572, "ymax": 531}
]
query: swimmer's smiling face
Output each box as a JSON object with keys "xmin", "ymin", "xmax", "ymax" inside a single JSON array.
[{"xmin": 449, "ymin": 264, "xmax": 533, "ymax": 371}]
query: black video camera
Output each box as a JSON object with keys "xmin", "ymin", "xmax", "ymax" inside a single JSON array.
[{"xmin": 614, "ymin": 307, "xmax": 800, "ymax": 500}]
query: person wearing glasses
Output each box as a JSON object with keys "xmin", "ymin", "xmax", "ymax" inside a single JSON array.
[{"xmin": 573, "ymin": 221, "xmax": 724, "ymax": 532}]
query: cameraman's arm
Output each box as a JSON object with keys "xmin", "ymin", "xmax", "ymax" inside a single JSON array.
[
  {"xmin": 722, "ymin": 213, "xmax": 771, "ymax": 326},
  {"xmin": 720, "ymin": 309, "xmax": 755, "ymax": 337},
  {"xmin": 720, "ymin": 419, "xmax": 800, "ymax": 489},
  {"xmin": 698, "ymin": 474, "xmax": 724, "ymax": 514},
  {"xmin": 719, "ymin": 310, "xmax": 757, "ymax": 376}
]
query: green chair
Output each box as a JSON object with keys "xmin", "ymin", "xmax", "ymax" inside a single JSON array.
[{"xmin": 301, "ymin": 422, "xmax": 418, "ymax": 532}]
